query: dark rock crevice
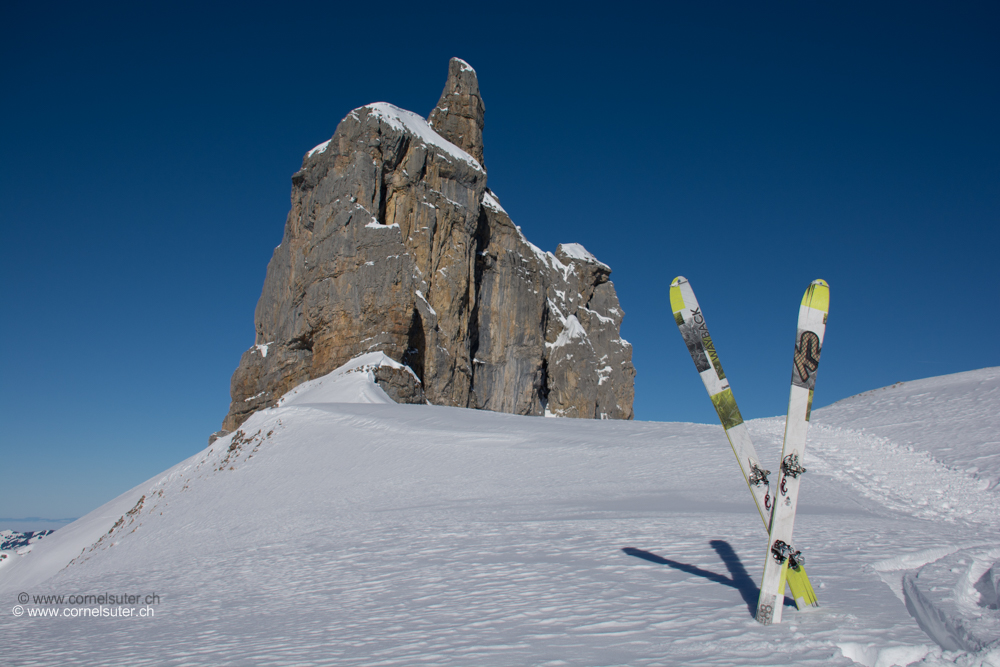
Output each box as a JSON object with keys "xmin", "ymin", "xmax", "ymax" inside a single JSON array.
[{"xmin": 403, "ymin": 309, "xmax": 426, "ymax": 384}]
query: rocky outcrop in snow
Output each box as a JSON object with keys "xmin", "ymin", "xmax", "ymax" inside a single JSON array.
[{"xmin": 223, "ymin": 58, "xmax": 634, "ymax": 431}]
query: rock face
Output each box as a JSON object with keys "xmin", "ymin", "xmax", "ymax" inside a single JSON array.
[{"xmin": 222, "ymin": 58, "xmax": 634, "ymax": 431}]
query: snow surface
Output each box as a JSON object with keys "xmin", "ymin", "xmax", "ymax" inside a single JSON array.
[
  {"xmin": 816, "ymin": 367, "xmax": 1000, "ymax": 491},
  {"xmin": 3, "ymin": 364, "xmax": 999, "ymax": 666},
  {"xmin": 275, "ymin": 352, "xmax": 414, "ymax": 407}
]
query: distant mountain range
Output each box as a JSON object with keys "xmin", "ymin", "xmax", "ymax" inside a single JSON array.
[{"xmin": 0, "ymin": 529, "xmax": 54, "ymax": 552}]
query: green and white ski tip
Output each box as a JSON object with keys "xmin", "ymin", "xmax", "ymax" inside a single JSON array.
[
  {"xmin": 801, "ymin": 279, "xmax": 830, "ymax": 315},
  {"xmin": 669, "ymin": 276, "xmax": 687, "ymax": 314}
]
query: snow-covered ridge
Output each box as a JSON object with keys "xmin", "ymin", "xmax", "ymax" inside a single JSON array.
[
  {"xmin": 276, "ymin": 352, "xmax": 416, "ymax": 408},
  {"xmin": 558, "ymin": 242, "xmax": 610, "ymax": 269},
  {"xmin": 310, "ymin": 102, "xmax": 485, "ymax": 172},
  {"xmin": 0, "ymin": 353, "xmax": 413, "ymax": 595},
  {"xmin": 360, "ymin": 102, "xmax": 484, "ymax": 173}
]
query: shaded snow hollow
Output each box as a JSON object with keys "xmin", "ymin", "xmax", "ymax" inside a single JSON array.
[{"xmin": 3, "ymin": 362, "xmax": 999, "ymax": 667}]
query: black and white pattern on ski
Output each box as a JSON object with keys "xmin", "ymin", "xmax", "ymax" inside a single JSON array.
[{"xmin": 678, "ymin": 308, "xmax": 711, "ymax": 373}]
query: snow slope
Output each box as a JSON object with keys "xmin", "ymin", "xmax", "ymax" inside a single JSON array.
[
  {"xmin": 3, "ymin": 362, "xmax": 999, "ymax": 666},
  {"xmin": 815, "ymin": 367, "xmax": 1000, "ymax": 492}
]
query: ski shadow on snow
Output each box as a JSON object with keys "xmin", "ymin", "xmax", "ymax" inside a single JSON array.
[{"xmin": 622, "ymin": 540, "xmax": 794, "ymax": 616}]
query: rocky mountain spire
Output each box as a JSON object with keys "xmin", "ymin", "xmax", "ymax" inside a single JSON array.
[
  {"xmin": 428, "ymin": 58, "xmax": 486, "ymax": 166},
  {"xmin": 221, "ymin": 59, "xmax": 634, "ymax": 431}
]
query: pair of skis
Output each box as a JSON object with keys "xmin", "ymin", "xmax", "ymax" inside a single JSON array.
[{"xmin": 670, "ymin": 276, "xmax": 829, "ymax": 625}]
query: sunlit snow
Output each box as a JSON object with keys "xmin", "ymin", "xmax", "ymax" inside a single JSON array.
[
  {"xmin": 3, "ymin": 362, "xmax": 999, "ymax": 666},
  {"xmin": 306, "ymin": 139, "xmax": 330, "ymax": 157},
  {"xmin": 482, "ymin": 191, "xmax": 506, "ymax": 215}
]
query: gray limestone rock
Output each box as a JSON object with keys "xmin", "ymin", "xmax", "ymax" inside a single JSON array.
[
  {"xmin": 373, "ymin": 366, "xmax": 426, "ymax": 405},
  {"xmin": 208, "ymin": 430, "xmax": 231, "ymax": 446},
  {"xmin": 428, "ymin": 58, "xmax": 485, "ymax": 167},
  {"xmin": 222, "ymin": 59, "xmax": 634, "ymax": 431}
]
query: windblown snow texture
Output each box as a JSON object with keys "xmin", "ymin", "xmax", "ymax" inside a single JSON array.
[{"xmin": 3, "ymin": 363, "xmax": 999, "ymax": 666}]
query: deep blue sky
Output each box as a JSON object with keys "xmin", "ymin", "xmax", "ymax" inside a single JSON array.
[{"xmin": 2, "ymin": 1, "xmax": 998, "ymax": 525}]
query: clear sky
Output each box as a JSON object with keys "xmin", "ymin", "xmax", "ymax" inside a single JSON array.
[{"xmin": 2, "ymin": 1, "xmax": 998, "ymax": 526}]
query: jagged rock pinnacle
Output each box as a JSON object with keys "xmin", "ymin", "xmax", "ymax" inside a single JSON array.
[
  {"xmin": 428, "ymin": 57, "xmax": 486, "ymax": 167},
  {"xmin": 221, "ymin": 59, "xmax": 634, "ymax": 431}
]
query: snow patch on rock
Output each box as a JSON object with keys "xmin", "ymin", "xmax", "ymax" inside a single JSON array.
[
  {"xmin": 366, "ymin": 102, "xmax": 483, "ymax": 172},
  {"xmin": 307, "ymin": 140, "xmax": 330, "ymax": 157},
  {"xmin": 558, "ymin": 242, "xmax": 610, "ymax": 270}
]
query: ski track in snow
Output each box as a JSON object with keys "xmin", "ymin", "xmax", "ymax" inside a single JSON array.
[
  {"xmin": 815, "ymin": 368, "xmax": 1000, "ymax": 492},
  {"xmin": 3, "ymin": 366, "xmax": 999, "ymax": 666},
  {"xmin": 749, "ymin": 419, "xmax": 1000, "ymax": 531}
]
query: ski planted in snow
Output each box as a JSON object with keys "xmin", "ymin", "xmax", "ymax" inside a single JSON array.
[
  {"xmin": 670, "ymin": 276, "xmax": 818, "ymax": 610},
  {"xmin": 755, "ymin": 279, "xmax": 829, "ymax": 626}
]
